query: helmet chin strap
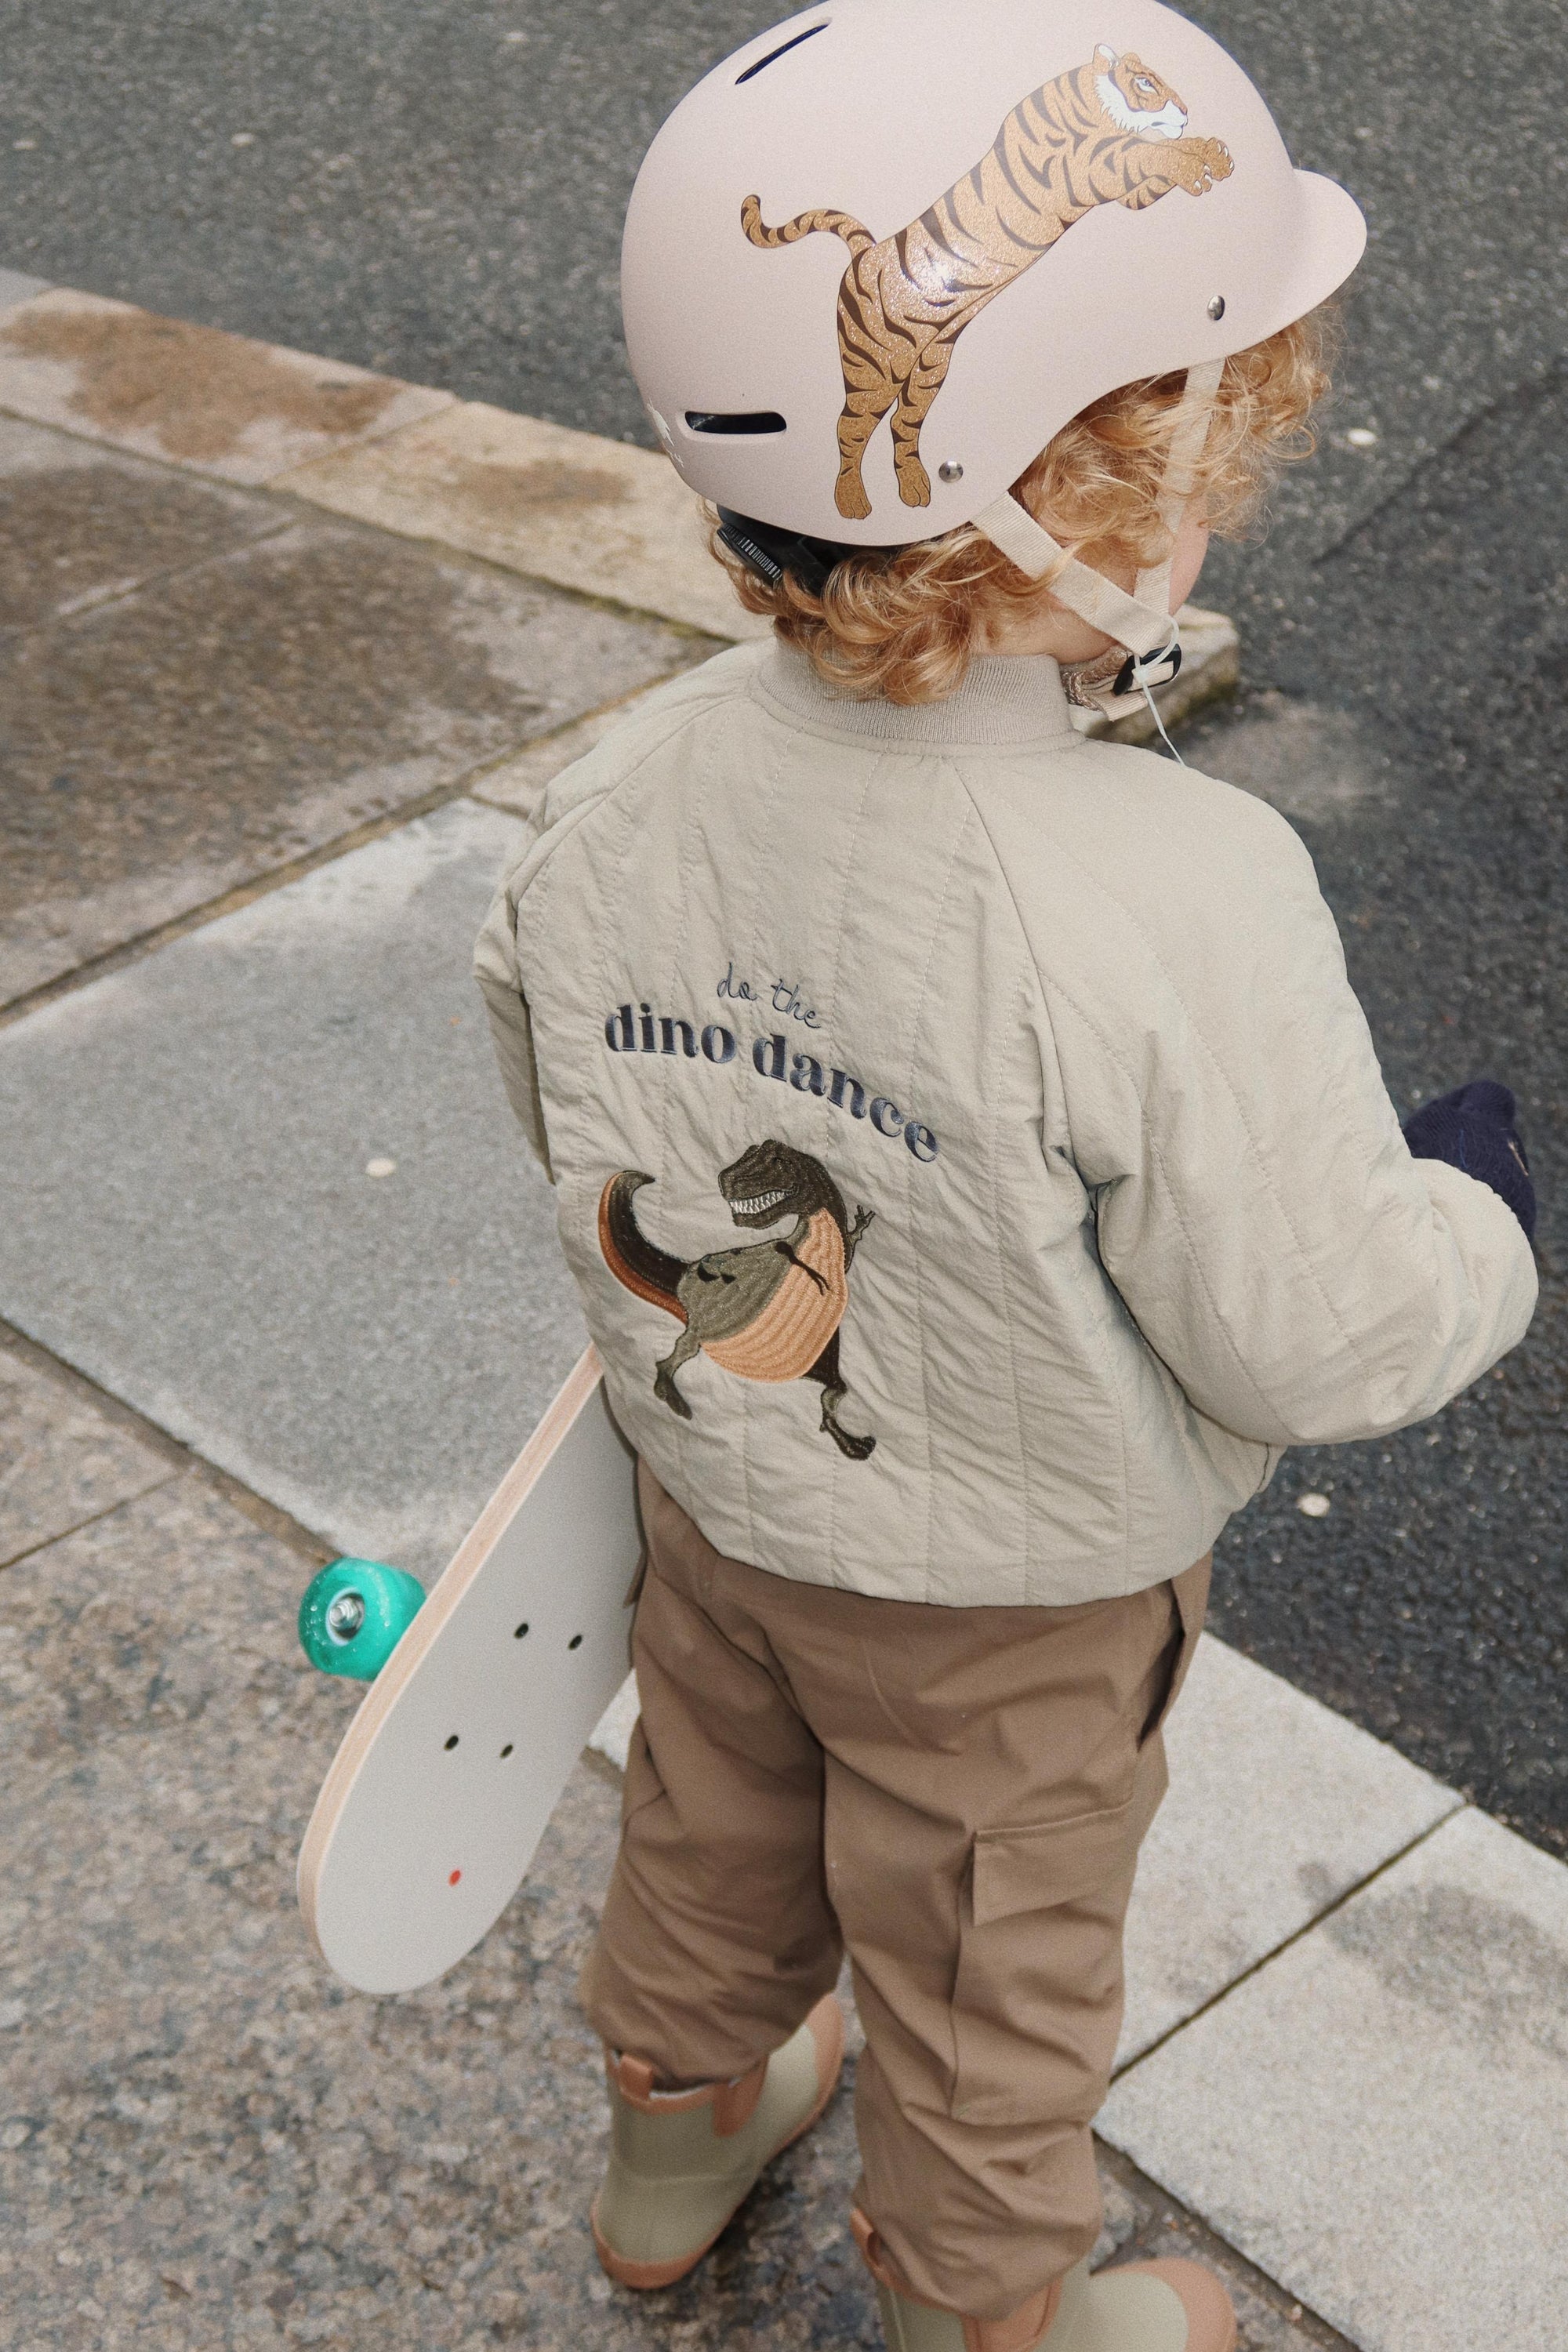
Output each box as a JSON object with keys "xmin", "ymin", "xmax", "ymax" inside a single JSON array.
[
  {"xmin": 1132, "ymin": 355, "xmax": 1225, "ymax": 622},
  {"xmin": 971, "ymin": 358, "xmax": 1225, "ymax": 702}
]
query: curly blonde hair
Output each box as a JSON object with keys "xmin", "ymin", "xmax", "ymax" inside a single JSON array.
[{"xmin": 708, "ymin": 307, "xmax": 1338, "ymax": 705}]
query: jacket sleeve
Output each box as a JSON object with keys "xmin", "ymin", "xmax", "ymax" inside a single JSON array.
[
  {"xmin": 474, "ymin": 851, "xmax": 553, "ymax": 1181},
  {"xmin": 1044, "ymin": 795, "xmax": 1537, "ymax": 1446}
]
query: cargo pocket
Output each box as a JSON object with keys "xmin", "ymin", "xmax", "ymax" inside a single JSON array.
[
  {"xmin": 950, "ymin": 1753, "xmax": 1167, "ymax": 2124},
  {"xmin": 970, "ymin": 1795, "xmax": 1142, "ymax": 1929}
]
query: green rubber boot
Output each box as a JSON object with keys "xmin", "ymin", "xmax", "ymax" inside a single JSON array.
[
  {"xmin": 591, "ymin": 1994, "xmax": 844, "ymax": 2288},
  {"xmin": 852, "ymin": 2208, "xmax": 1237, "ymax": 2352}
]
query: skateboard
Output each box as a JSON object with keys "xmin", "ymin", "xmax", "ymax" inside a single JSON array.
[{"xmin": 296, "ymin": 1345, "xmax": 641, "ymax": 1995}]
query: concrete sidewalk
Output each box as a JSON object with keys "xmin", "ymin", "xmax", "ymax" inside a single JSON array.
[{"xmin": 1, "ymin": 283, "xmax": 1564, "ymax": 2352}]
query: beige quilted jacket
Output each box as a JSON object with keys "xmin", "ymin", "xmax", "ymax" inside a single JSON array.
[{"xmin": 475, "ymin": 640, "xmax": 1536, "ymax": 1606}]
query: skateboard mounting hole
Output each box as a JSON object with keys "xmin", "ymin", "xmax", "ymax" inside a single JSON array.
[
  {"xmin": 444, "ymin": 1734, "xmax": 459, "ymax": 1750},
  {"xmin": 514, "ymin": 1622, "xmax": 530, "ymax": 1639},
  {"xmin": 500, "ymin": 1743, "xmax": 514, "ymax": 1758},
  {"xmin": 568, "ymin": 1633, "xmax": 583, "ymax": 1650},
  {"xmin": 448, "ymin": 1868, "xmax": 461, "ymax": 1886}
]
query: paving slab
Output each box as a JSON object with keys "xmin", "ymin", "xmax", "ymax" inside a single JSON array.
[
  {"xmin": 470, "ymin": 678, "xmax": 677, "ymax": 825},
  {"xmin": 0, "ymin": 798, "xmax": 586, "ymax": 1578},
  {"xmin": 0, "ymin": 287, "xmax": 453, "ymax": 482},
  {"xmin": 0, "ymin": 1459, "xmax": 1334, "ymax": 2351},
  {"xmin": 1119, "ymin": 1634, "xmax": 1461, "ymax": 2064},
  {"xmin": 0, "ymin": 1341, "xmax": 173, "ymax": 1569},
  {"xmin": 278, "ymin": 397, "xmax": 768, "ymax": 641},
  {"xmin": 1092, "ymin": 2151, "xmax": 1355, "ymax": 2352},
  {"xmin": 0, "ymin": 411, "xmax": 285, "ymax": 634},
  {"xmin": 1100, "ymin": 1804, "xmax": 1568, "ymax": 2352},
  {"xmin": 0, "ymin": 509, "xmax": 698, "ymax": 1004}
]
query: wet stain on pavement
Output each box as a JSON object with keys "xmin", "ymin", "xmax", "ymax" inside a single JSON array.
[
  {"xmin": 0, "ymin": 431, "xmax": 281, "ymax": 634},
  {"xmin": 484, "ymin": 456, "xmax": 631, "ymax": 509},
  {"xmin": 0, "ymin": 299, "xmax": 404, "ymax": 464},
  {"xmin": 0, "ymin": 503, "xmax": 699, "ymax": 1003},
  {"xmin": 1323, "ymin": 1877, "xmax": 1568, "ymax": 2062}
]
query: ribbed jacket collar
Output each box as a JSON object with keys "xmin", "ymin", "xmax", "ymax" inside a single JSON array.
[{"xmin": 753, "ymin": 641, "xmax": 1079, "ymax": 752}]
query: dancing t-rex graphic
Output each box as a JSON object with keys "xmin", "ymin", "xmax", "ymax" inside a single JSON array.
[{"xmin": 599, "ymin": 1139, "xmax": 877, "ymax": 1459}]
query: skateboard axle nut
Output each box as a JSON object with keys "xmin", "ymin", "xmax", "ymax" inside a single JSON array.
[
  {"xmin": 299, "ymin": 1558, "xmax": 425, "ymax": 1682},
  {"xmin": 326, "ymin": 1591, "xmax": 366, "ymax": 1640}
]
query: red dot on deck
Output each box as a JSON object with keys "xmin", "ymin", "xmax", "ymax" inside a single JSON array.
[{"xmin": 448, "ymin": 1869, "xmax": 461, "ymax": 1886}]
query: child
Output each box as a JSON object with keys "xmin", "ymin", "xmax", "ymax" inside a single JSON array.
[{"xmin": 476, "ymin": 6, "xmax": 1537, "ymax": 2345}]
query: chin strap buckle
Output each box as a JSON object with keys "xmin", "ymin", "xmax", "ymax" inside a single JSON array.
[
  {"xmin": 1113, "ymin": 634, "xmax": 1183, "ymax": 699},
  {"xmin": 1112, "ymin": 624, "xmax": 1189, "ymax": 764}
]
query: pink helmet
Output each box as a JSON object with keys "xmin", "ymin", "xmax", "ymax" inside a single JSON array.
[{"xmin": 622, "ymin": 0, "xmax": 1364, "ymax": 670}]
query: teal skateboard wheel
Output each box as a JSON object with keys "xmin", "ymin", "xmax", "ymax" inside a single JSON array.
[{"xmin": 299, "ymin": 1559, "xmax": 426, "ymax": 1681}]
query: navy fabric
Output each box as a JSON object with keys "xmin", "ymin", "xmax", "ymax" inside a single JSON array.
[{"xmin": 1403, "ymin": 1080, "xmax": 1536, "ymax": 1243}]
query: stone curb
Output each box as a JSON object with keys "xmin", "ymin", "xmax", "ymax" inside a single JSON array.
[{"xmin": 0, "ymin": 276, "xmax": 1236, "ymax": 735}]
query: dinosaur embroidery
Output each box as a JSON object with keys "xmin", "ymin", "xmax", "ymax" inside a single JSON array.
[
  {"xmin": 741, "ymin": 44, "xmax": 1233, "ymax": 519},
  {"xmin": 599, "ymin": 1140, "xmax": 877, "ymax": 1460}
]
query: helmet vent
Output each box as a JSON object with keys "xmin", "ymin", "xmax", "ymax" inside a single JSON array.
[
  {"xmin": 735, "ymin": 22, "xmax": 829, "ymax": 85},
  {"xmin": 684, "ymin": 411, "xmax": 787, "ymax": 436}
]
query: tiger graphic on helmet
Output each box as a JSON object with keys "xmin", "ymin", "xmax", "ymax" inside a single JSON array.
[{"xmin": 741, "ymin": 45, "xmax": 1232, "ymax": 520}]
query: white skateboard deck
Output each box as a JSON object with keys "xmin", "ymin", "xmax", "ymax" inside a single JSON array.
[{"xmin": 298, "ymin": 1346, "xmax": 641, "ymax": 1995}]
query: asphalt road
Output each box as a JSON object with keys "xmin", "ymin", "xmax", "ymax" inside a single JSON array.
[{"xmin": 4, "ymin": 0, "xmax": 1564, "ymax": 1851}]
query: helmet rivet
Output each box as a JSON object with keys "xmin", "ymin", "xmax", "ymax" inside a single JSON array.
[
  {"xmin": 938, "ymin": 459, "xmax": 964, "ymax": 482},
  {"xmin": 1207, "ymin": 295, "xmax": 1226, "ymax": 321}
]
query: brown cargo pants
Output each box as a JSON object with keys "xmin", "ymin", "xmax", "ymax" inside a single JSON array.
[{"xmin": 580, "ymin": 1462, "xmax": 1209, "ymax": 2321}]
